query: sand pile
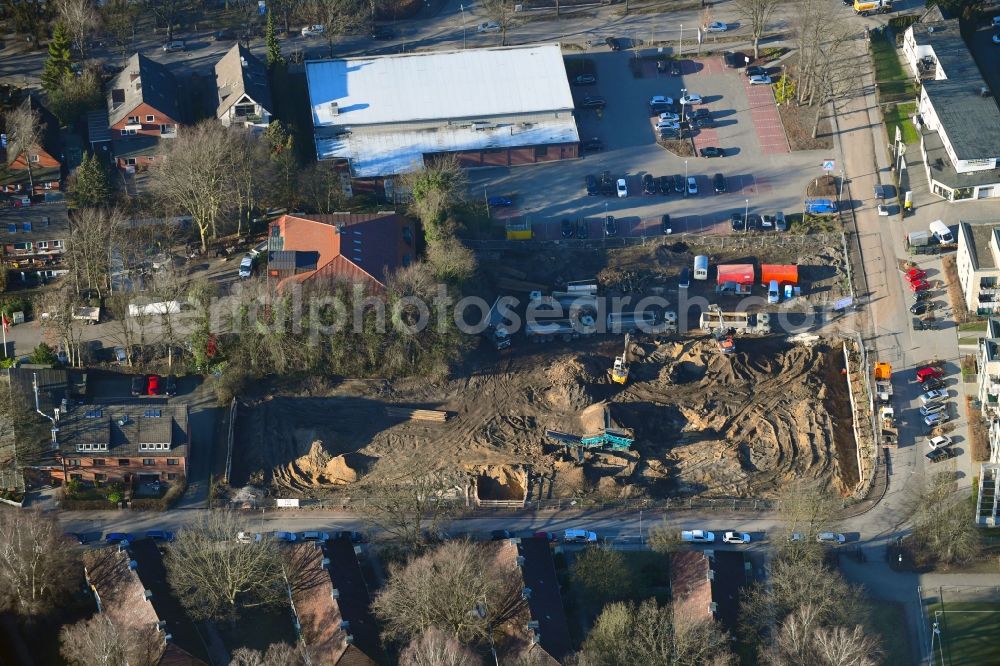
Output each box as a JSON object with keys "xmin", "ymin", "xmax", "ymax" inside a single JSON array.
[
  {"xmin": 273, "ymin": 440, "xmax": 358, "ymax": 491},
  {"xmin": 543, "ymin": 356, "xmax": 601, "ymax": 410}
]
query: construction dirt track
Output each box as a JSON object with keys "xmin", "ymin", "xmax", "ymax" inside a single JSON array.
[{"xmin": 230, "ymin": 336, "xmax": 857, "ymax": 501}]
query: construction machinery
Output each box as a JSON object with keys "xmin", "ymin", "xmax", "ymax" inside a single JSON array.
[
  {"xmin": 707, "ymin": 305, "xmax": 735, "ymax": 354},
  {"xmin": 545, "ymin": 404, "xmax": 634, "ymax": 452},
  {"xmin": 880, "ymin": 405, "xmax": 898, "ymax": 447},
  {"xmin": 610, "ymin": 334, "xmax": 630, "ymax": 384},
  {"xmin": 853, "ymin": 0, "xmax": 892, "ymax": 15},
  {"xmin": 698, "ymin": 309, "xmax": 771, "ymax": 335}
]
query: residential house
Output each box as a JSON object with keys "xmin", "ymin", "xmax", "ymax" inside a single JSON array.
[
  {"xmin": 107, "ymin": 53, "xmax": 182, "ymax": 171},
  {"xmin": 215, "ymin": 43, "xmax": 273, "ymax": 131},
  {"xmin": 287, "ymin": 538, "xmax": 383, "ymax": 665},
  {"xmin": 305, "ymin": 44, "xmax": 578, "ymax": 196},
  {"xmin": 956, "ymin": 221, "xmax": 1000, "ymax": 313},
  {"xmin": 670, "ymin": 549, "xmax": 748, "ymax": 637},
  {"xmin": 901, "ymin": 19, "xmax": 1000, "ymax": 201},
  {"xmin": 0, "ymin": 201, "xmax": 70, "ymax": 284},
  {"xmin": 511, "ymin": 537, "xmax": 572, "ymax": 664},
  {"xmin": 978, "ymin": 318, "xmax": 1000, "ymax": 414},
  {"xmin": 55, "ymin": 401, "xmax": 190, "ymax": 486},
  {"xmin": 0, "ymin": 95, "xmax": 62, "ymax": 197},
  {"xmin": 267, "ymin": 212, "xmax": 414, "ymax": 291}
]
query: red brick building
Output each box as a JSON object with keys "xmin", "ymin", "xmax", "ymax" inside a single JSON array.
[
  {"xmin": 106, "ymin": 53, "xmax": 182, "ymax": 171},
  {"xmin": 55, "ymin": 402, "xmax": 189, "ymax": 486},
  {"xmin": 0, "ymin": 95, "xmax": 62, "ymax": 197}
]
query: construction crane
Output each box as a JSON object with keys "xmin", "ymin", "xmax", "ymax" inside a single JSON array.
[
  {"xmin": 610, "ymin": 333, "xmax": 630, "ymax": 384},
  {"xmin": 708, "ymin": 305, "xmax": 735, "ymax": 354}
]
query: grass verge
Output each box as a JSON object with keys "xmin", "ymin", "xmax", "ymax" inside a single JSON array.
[
  {"xmin": 867, "ymin": 601, "xmax": 912, "ymax": 666},
  {"xmin": 884, "ymin": 102, "xmax": 919, "ymax": 145},
  {"xmin": 926, "ymin": 601, "xmax": 1000, "ymax": 666}
]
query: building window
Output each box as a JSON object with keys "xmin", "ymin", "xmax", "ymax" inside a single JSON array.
[
  {"xmin": 38, "ymin": 241, "xmax": 47, "ymax": 249},
  {"xmin": 93, "ymin": 459, "xmax": 104, "ymax": 466},
  {"xmin": 125, "ymin": 158, "xmax": 137, "ymax": 166},
  {"xmin": 167, "ymin": 458, "xmax": 178, "ymax": 466},
  {"xmin": 68, "ymin": 459, "xmax": 81, "ymax": 466},
  {"xmin": 145, "ymin": 114, "xmax": 155, "ymax": 122},
  {"xmin": 534, "ymin": 146, "xmax": 549, "ymax": 158},
  {"xmin": 118, "ymin": 459, "xmax": 130, "ymax": 466},
  {"xmin": 69, "ymin": 473, "xmax": 83, "ymax": 481},
  {"xmin": 12, "ymin": 242, "xmax": 31, "ymax": 251},
  {"xmin": 128, "ymin": 115, "xmax": 139, "ymax": 123},
  {"xmin": 120, "ymin": 128, "xmax": 137, "ymax": 136},
  {"xmin": 94, "ymin": 473, "xmax": 106, "ymax": 482},
  {"xmin": 52, "ymin": 240, "xmax": 63, "ymax": 248},
  {"xmin": 143, "ymin": 459, "xmax": 154, "ymax": 465},
  {"xmin": 167, "ymin": 473, "xmax": 177, "ymax": 481},
  {"xmin": 29, "ymin": 154, "xmax": 39, "ymax": 163},
  {"xmin": 43, "ymin": 182, "xmax": 52, "ymax": 190}
]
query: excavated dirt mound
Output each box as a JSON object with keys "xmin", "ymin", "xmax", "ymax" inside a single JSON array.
[{"xmin": 232, "ymin": 336, "xmax": 855, "ymax": 500}]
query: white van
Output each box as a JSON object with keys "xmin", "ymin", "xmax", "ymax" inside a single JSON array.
[
  {"xmin": 767, "ymin": 279, "xmax": 780, "ymax": 304},
  {"xmin": 239, "ymin": 254, "xmax": 253, "ymax": 279},
  {"xmin": 929, "ymin": 220, "xmax": 953, "ymax": 244},
  {"xmin": 694, "ymin": 255, "xmax": 709, "ymax": 280}
]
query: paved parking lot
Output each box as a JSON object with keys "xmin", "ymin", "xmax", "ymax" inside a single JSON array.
[{"xmin": 470, "ymin": 50, "xmax": 825, "ymax": 237}]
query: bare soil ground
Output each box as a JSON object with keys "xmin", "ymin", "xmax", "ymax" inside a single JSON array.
[
  {"xmin": 231, "ymin": 335, "xmax": 855, "ymax": 500},
  {"xmin": 778, "ymin": 102, "xmax": 834, "ymax": 152}
]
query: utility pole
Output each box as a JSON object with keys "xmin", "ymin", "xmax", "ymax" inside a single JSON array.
[
  {"xmin": 678, "ymin": 24, "xmax": 683, "ymax": 56},
  {"xmin": 460, "ymin": 4, "xmax": 467, "ymax": 50}
]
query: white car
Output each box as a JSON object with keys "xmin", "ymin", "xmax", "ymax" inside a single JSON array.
[
  {"xmin": 616, "ymin": 178, "xmax": 628, "ymax": 198},
  {"xmin": 788, "ymin": 532, "xmax": 804, "ymax": 542},
  {"xmin": 649, "ymin": 95, "xmax": 674, "ymax": 106},
  {"xmin": 749, "ymin": 74, "xmax": 772, "ymax": 85},
  {"xmin": 299, "ymin": 531, "xmax": 330, "ymax": 542},
  {"xmin": 236, "ymin": 531, "xmax": 262, "ymax": 543},
  {"xmin": 705, "ymin": 21, "xmax": 729, "ymax": 33},
  {"xmin": 477, "ymin": 21, "xmax": 501, "ymax": 33},
  {"xmin": 816, "ymin": 532, "xmax": 846, "ymax": 544},
  {"xmin": 928, "ymin": 435, "xmax": 953, "ymax": 450},
  {"xmin": 681, "ymin": 529, "xmax": 715, "ymax": 543},
  {"xmin": 658, "ymin": 112, "xmax": 680, "ymax": 122},
  {"xmin": 680, "ymin": 94, "xmax": 702, "ymax": 105},
  {"xmin": 687, "ymin": 176, "xmax": 698, "ymax": 195},
  {"xmin": 656, "ymin": 120, "xmax": 680, "ymax": 131},
  {"xmin": 722, "ymin": 531, "xmax": 751, "ymax": 544},
  {"xmin": 563, "ymin": 528, "xmax": 598, "ymax": 543},
  {"xmin": 919, "ymin": 402, "xmax": 948, "ymax": 417},
  {"xmin": 301, "ymin": 24, "xmax": 325, "ymax": 37}
]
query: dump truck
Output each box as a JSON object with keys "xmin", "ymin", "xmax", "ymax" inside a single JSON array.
[
  {"xmin": 698, "ymin": 311, "xmax": 771, "ymax": 335},
  {"xmin": 526, "ymin": 317, "xmax": 594, "ymax": 343},
  {"xmin": 880, "ymin": 405, "xmax": 898, "ymax": 447},
  {"xmin": 874, "ymin": 362, "xmax": 892, "ymax": 404},
  {"xmin": 854, "ymin": 0, "xmax": 892, "ymax": 14}
]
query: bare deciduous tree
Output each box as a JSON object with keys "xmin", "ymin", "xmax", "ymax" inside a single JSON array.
[
  {"xmin": 39, "ymin": 284, "xmax": 87, "ymax": 366},
  {"xmin": 373, "ymin": 541, "xmax": 527, "ymax": 645},
  {"xmin": 480, "ymin": 0, "xmax": 517, "ymax": 47},
  {"xmin": 401, "ymin": 626, "xmax": 481, "ymax": 666},
  {"xmin": 143, "ymin": 0, "xmax": 190, "ymax": 42},
  {"xmin": 300, "ymin": 162, "xmax": 346, "ymax": 214},
  {"xmin": 165, "ymin": 511, "xmax": 285, "ymax": 621},
  {"xmin": 60, "ymin": 614, "xmax": 164, "ymax": 666},
  {"xmin": 230, "ymin": 130, "xmax": 269, "ymax": 237},
  {"xmin": 732, "ymin": 0, "xmax": 781, "ymax": 59},
  {"xmin": 358, "ymin": 470, "xmax": 462, "ymax": 548},
  {"xmin": 150, "ymin": 121, "xmax": 238, "ymax": 252},
  {"xmin": 101, "ymin": 0, "xmax": 137, "ymax": 63},
  {"xmin": 229, "ymin": 642, "xmax": 314, "ymax": 666},
  {"xmin": 426, "ymin": 237, "xmax": 476, "ymax": 284},
  {"xmin": 0, "ymin": 509, "xmax": 79, "ymax": 616},
  {"xmin": 304, "ymin": 0, "xmax": 370, "ymax": 57},
  {"xmin": 4, "ymin": 101, "xmax": 42, "ymax": 195},
  {"xmin": 54, "ymin": 0, "xmax": 99, "ymax": 58},
  {"xmin": 912, "ymin": 470, "xmax": 982, "ymax": 565},
  {"xmin": 399, "ymin": 155, "xmax": 467, "ymax": 242},
  {"xmin": 65, "ymin": 207, "xmax": 125, "ymax": 298},
  {"xmin": 763, "ymin": 604, "xmax": 881, "ymax": 666}
]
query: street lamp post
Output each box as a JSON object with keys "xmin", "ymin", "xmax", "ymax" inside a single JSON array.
[
  {"xmin": 679, "ymin": 24, "xmax": 683, "ymax": 56},
  {"xmin": 460, "ymin": 4, "xmax": 467, "ymax": 49},
  {"xmin": 684, "ymin": 159, "xmax": 688, "ymax": 187},
  {"xmin": 744, "ymin": 198, "xmax": 749, "ymax": 232},
  {"xmin": 780, "ymin": 64, "xmax": 786, "ymax": 104}
]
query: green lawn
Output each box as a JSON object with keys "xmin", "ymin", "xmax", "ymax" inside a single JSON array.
[
  {"xmin": 868, "ymin": 602, "xmax": 912, "ymax": 666},
  {"xmin": 884, "ymin": 101, "xmax": 919, "ymax": 145},
  {"xmin": 927, "ymin": 601, "xmax": 1000, "ymax": 666},
  {"xmin": 871, "ymin": 37, "xmax": 918, "ymax": 103}
]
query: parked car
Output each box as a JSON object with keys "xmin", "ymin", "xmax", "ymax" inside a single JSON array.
[
  {"xmin": 370, "ymin": 26, "xmax": 394, "ymax": 40},
  {"xmin": 661, "ymin": 214, "xmax": 672, "ymax": 235},
  {"xmin": 680, "ymin": 94, "xmax": 702, "ymax": 105},
  {"xmin": 657, "ymin": 59, "xmax": 667, "ymax": 73},
  {"xmin": 270, "ymin": 531, "xmax": 298, "ymax": 542},
  {"xmin": 164, "ymin": 374, "xmax": 177, "ymax": 397},
  {"xmin": 730, "ymin": 212, "xmax": 746, "ymax": 232},
  {"xmin": 572, "ymin": 74, "xmax": 597, "ymax": 86},
  {"xmin": 301, "ymin": 24, "xmax": 325, "ymax": 36},
  {"xmin": 722, "ymin": 531, "xmax": 751, "ymax": 544},
  {"xmin": 906, "ymin": 268, "xmax": 927, "ymax": 281},
  {"xmin": 642, "ymin": 174, "xmax": 656, "ymax": 195},
  {"xmin": 105, "ymin": 533, "xmax": 134, "ymax": 544},
  {"xmin": 585, "ymin": 175, "xmax": 600, "ymax": 196},
  {"xmin": 724, "ymin": 51, "xmax": 748, "ymax": 68},
  {"xmin": 759, "ymin": 214, "xmax": 775, "ymax": 230},
  {"xmin": 926, "ymin": 447, "xmax": 958, "ymax": 463},
  {"xmin": 749, "ymin": 74, "xmax": 772, "ymax": 85},
  {"xmin": 337, "ymin": 530, "xmax": 367, "ymax": 543},
  {"xmin": 488, "ymin": 196, "xmax": 512, "ymax": 207},
  {"xmin": 605, "ymin": 36, "xmax": 623, "ymax": 50},
  {"xmin": 131, "ymin": 375, "xmax": 145, "ymax": 396},
  {"xmin": 476, "ymin": 21, "xmax": 500, "ymax": 33},
  {"xmin": 745, "ymin": 65, "xmax": 767, "ymax": 77},
  {"xmin": 746, "ymin": 213, "xmax": 761, "ymax": 231},
  {"xmin": 673, "ymin": 174, "xmax": 685, "ymax": 193},
  {"xmin": 920, "ymin": 402, "xmax": 948, "ymax": 417},
  {"xmin": 670, "ymin": 60, "xmax": 681, "ymax": 76},
  {"xmin": 534, "ymin": 531, "xmax": 559, "ymax": 542},
  {"xmin": 774, "ymin": 211, "xmax": 787, "ymax": 231},
  {"xmin": 922, "ymin": 378, "xmax": 946, "ymax": 391},
  {"xmin": 681, "ymin": 530, "xmax": 715, "ymax": 543},
  {"xmin": 909, "ymin": 279, "xmax": 930, "ymax": 292},
  {"xmin": 581, "ymin": 137, "xmax": 604, "ymax": 152},
  {"xmin": 604, "ymin": 215, "xmax": 618, "ymax": 237},
  {"xmin": 649, "ymin": 95, "xmax": 673, "ymax": 107},
  {"xmin": 910, "ymin": 301, "xmax": 931, "ymax": 315},
  {"xmin": 658, "ymin": 111, "xmax": 681, "ymax": 123},
  {"xmin": 490, "ymin": 529, "xmax": 513, "ymax": 541},
  {"xmin": 300, "ymin": 531, "xmax": 330, "ymax": 542},
  {"xmin": 686, "ymin": 176, "xmax": 698, "ymax": 195},
  {"xmin": 577, "ymin": 219, "xmax": 590, "ymax": 238},
  {"xmin": 805, "ymin": 198, "xmax": 838, "ymax": 214},
  {"xmin": 239, "ymin": 254, "xmax": 253, "ymax": 279},
  {"xmin": 924, "ymin": 412, "xmax": 951, "ymax": 427},
  {"xmin": 816, "ymin": 532, "xmax": 846, "ymax": 544},
  {"xmin": 616, "ymin": 178, "xmax": 628, "ymax": 198},
  {"xmin": 162, "ymin": 40, "xmax": 185, "ymax": 52},
  {"xmin": 563, "ymin": 529, "xmax": 598, "ymax": 543},
  {"xmin": 146, "ymin": 530, "xmax": 174, "ymax": 542},
  {"xmin": 928, "ymin": 435, "xmax": 954, "ymax": 450},
  {"xmin": 656, "ymin": 120, "xmax": 680, "ymax": 131},
  {"xmin": 916, "ymin": 366, "xmax": 944, "ymax": 382},
  {"xmin": 579, "ymin": 96, "xmax": 607, "ymax": 110},
  {"xmin": 64, "ymin": 532, "xmax": 88, "ymax": 544},
  {"xmin": 705, "ymin": 21, "xmax": 729, "ymax": 32},
  {"xmin": 699, "ymin": 147, "xmax": 724, "ymax": 158},
  {"xmin": 713, "ymin": 173, "xmax": 727, "ymax": 193},
  {"xmin": 657, "ymin": 175, "xmax": 671, "ymax": 195}
]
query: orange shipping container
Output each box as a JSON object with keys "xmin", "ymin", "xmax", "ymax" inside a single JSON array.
[{"xmin": 760, "ymin": 264, "xmax": 798, "ymax": 286}]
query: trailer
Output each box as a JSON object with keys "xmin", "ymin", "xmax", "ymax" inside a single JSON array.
[
  {"xmin": 698, "ymin": 311, "xmax": 770, "ymax": 335},
  {"xmin": 526, "ymin": 318, "xmax": 586, "ymax": 343},
  {"xmin": 760, "ymin": 264, "xmax": 799, "ymax": 286},
  {"xmin": 694, "ymin": 255, "xmax": 709, "ymax": 280},
  {"xmin": 72, "ymin": 306, "xmax": 101, "ymax": 324},
  {"xmin": 716, "ymin": 264, "xmax": 755, "ymax": 294}
]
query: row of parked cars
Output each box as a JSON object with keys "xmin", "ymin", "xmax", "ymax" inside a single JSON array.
[
  {"xmin": 130, "ymin": 373, "xmax": 177, "ymax": 397},
  {"xmin": 915, "ymin": 364, "xmax": 956, "ymax": 461},
  {"xmin": 681, "ymin": 530, "xmax": 846, "ymax": 544},
  {"xmin": 730, "ymin": 211, "xmax": 788, "ymax": 232}
]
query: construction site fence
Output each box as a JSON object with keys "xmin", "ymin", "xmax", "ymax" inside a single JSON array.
[{"xmin": 464, "ymin": 232, "xmax": 846, "ymax": 252}]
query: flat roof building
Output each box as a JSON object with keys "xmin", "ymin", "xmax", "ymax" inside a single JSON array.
[
  {"xmin": 956, "ymin": 221, "xmax": 1000, "ymax": 313},
  {"xmin": 305, "ymin": 44, "xmax": 580, "ymax": 184}
]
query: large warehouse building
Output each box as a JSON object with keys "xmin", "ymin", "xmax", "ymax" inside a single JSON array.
[{"xmin": 305, "ymin": 44, "xmax": 579, "ymax": 188}]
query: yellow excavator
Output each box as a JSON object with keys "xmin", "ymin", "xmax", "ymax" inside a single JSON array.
[{"xmin": 611, "ymin": 334, "xmax": 630, "ymax": 384}]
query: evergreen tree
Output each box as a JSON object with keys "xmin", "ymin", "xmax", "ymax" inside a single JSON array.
[
  {"xmin": 71, "ymin": 153, "xmax": 114, "ymax": 208},
  {"xmin": 41, "ymin": 22, "xmax": 73, "ymax": 93},
  {"xmin": 265, "ymin": 11, "xmax": 284, "ymax": 71}
]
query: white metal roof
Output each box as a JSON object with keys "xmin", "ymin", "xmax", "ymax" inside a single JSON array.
[
  {"xmin": 317, "ymin": 118, "xmax": 579, "ymax": 178},
  {"xmin": 306, "ymin": 44, "xmax": 574, "ymax": 127}
]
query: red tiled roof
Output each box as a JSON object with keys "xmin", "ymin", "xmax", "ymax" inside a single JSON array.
[
  {"xmin": 83, "ymin": 548, "xmax": 161, "ymax": 635},
  {"xmin": 670, "ymin": 550, "xmax": 713, "ymax": 624}
]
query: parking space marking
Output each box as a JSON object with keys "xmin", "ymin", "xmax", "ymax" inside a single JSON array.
[
  {"xmin": 743, "ymin": 79, "xmax": 789, "ymax": 154},
  {"xmin": 687, "ymin": 56, "xmax": 723, "ymax": 77}
]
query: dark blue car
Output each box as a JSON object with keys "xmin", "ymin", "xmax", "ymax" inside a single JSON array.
[
  {"xmin": 145, "ymin": 530, "xmax": 174, "ymax": 542},
  {"xmin": 105, "ymin": 532, "xmax": 134, "ymax": 544},
  {"xmin": 487, "ymin": 196, "xmax": 512, "ymax": 208}
]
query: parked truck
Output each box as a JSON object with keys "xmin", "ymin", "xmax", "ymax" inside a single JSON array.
[
  {"xmin": 854, "ymin": 0, "xmax": 892, "ymax": 14},
  {"xmin": 874, "ymin": 362, "xmax": 893, "ymax": 404},
  {"xmin": 880, "ymin": 405, "xmax": 898, "ymax": 447},
  {"xmin": 526, "ymin": 318, "xmax": 592, "ymax": 343},
  {"xmin": 484, "ymin": 296, "xmax": 513, "ymax": 351},
  {"xmin": 72, "ymin": 306, "xmax": 101, "ymax": 324},
  {"xmin": 698, "ymin": 311, "xmax": 770, "ymax": 335}
]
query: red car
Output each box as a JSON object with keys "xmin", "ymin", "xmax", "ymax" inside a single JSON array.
[
  {"xmin": 909, "ymin": 279, "xmax": 930, "ymax": 292},
  {"xmin": 146, "ymin": 375, "xmax": 160, "ymax": 396},
  {"xmin": 916, "ymin": 366, "xmax": 944, "ymax": 383},
  {"xmin": 906, "ymin": 268, "xmax": 927, "ymax": 282}
]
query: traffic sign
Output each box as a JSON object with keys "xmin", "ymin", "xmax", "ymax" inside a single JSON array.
[{"xmin": 822, "ymin": 160, "xmax": 835, "ymax": 172}]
